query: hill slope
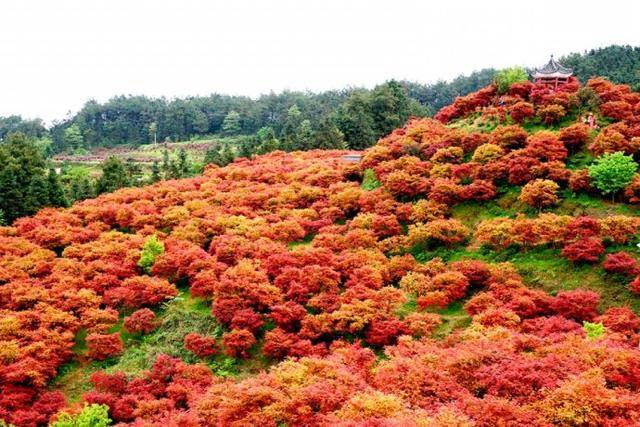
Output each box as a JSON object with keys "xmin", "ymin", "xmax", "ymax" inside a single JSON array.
[{"xmin": 3, "ymin": 76, "xmax": 640, "ymax": 425}]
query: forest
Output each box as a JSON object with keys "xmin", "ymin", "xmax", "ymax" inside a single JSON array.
[
  {"xmin": 2, "ymin": 45, "xmax": 640, "ymax": 155},
  {"xmin": 3, "ymin": 44, "xmax": 640, "ymax": 424}
]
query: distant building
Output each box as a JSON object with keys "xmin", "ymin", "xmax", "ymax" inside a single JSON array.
[
  {"xmin": 532, "ymin": 55, "xmax": 573, "ymax": 89},
  {"xmin": 341, "ymin": 153, "xmax": 362, "ymax": 163}
]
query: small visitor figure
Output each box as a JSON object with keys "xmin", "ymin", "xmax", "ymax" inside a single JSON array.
[{"xmin": 587, "ymin": 112, "xmax": 596, "ymax": 129}]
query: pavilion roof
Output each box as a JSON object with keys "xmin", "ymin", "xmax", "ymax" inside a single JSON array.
[{"xmin": 532, "ymin": 55, "xmax": 573, "ymax": 79}]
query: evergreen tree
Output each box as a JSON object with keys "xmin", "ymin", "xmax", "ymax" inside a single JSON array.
[
  {"xmin": 297, "ymin": 119, "xmax": 314, "ymax": 151},
  {"xmin": 78, "ymin": 176, "xmax": 95, "ymax": 200},
  {"xmin": 221, "ymin": 110, "xmax": 242, "ymax": 136},
  {"xmin": 255, "ymin": 126, "xmax": 280, "ymax": 155},
  {"xmin": 23, "ymin": 174, "xmax": 49, "ymax": 215},
  {"xmin": 96, "ymin": 156, "xmax": 131, "ymax": 194},
  {"xmin": 204, "ymin": 144, "xmax": 224, "ymax": 166},
  {"xmin": 313, "ymin": 117, "xmax": 346, "ymax": 149},
  {"xmin": 334, "ymin": 92, "xmax": 376, "ymax": 150},
  {"xmin": 370, "ymin": 80, "xmax": 410, "ymax": 138},
  {"xmin": 47, "ymin": 168, "xmax": 68, "ymax": 207},
  {"xmin": 0, "ymin": 167, "xmax": 23, "ymax": 222},
  {"xmin": 63, "ymin": 124, "xmax": 84, "ymax": 151},
  {"xmin": 150, "ymin": 161, "xmax": 161, "ymax": 182},
  {"xmin": 162, "ymin": 147, "xmax": 171, "ymax": 180},
  {"xmin": 178, "ymin": 149, "xmax": 191, "ymax": 177},
  {"xmin": 220, "ymin": 145, "xmax": 235, "ymax": 166},
  {"xmin": 281, "ymin": 105, "xmax": 302, "ymax": 151},
  {"xmin": 169, "ymin": 159, "xmax": 180, "ymax": 179}
]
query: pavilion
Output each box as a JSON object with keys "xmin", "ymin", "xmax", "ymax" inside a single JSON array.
[{"xmin": 532, "ymin": 55, "xmax": 573, "ymax": 89}]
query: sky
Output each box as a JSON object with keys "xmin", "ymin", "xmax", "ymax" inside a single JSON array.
[{"xmin": 1, "ymin": 0, "xmax": 640, "ymax": 124}]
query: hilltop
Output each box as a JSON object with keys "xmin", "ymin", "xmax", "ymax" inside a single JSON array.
[{"xmin": 3, "ymin": 74, "xmax": 640, "ymax": 425}]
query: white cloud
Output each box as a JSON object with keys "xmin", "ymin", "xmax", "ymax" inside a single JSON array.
[{"xmin": 1, "ymin": 0, "xmax": 639, "ymax": 123}]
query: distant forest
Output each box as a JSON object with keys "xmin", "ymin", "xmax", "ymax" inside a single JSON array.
[{"xmin": 2, "ymin": 44, "xmax": 640, "ymax": 154}]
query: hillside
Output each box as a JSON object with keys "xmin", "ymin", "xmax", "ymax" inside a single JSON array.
[{"xmin": 3, "ymin": 75, "xmax": 640, "ymax": 425}]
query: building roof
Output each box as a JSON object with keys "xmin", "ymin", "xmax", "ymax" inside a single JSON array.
[{"xmin": 532, "ymin": 55, "xmax": 573, "ymax": 79}]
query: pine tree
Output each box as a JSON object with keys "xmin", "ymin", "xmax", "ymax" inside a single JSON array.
[
  {"xmin": 297, "ymin": 119, "xmax": 314, "ymax": 151},
  {"xmin": 313, "ymin": 116, "xmax": 347, "ymax": 149},
  {"xmin": 0, "ymin": 167, "xmax": 23, "ymax": 222},
  {"xmin": 178, "ymin": 149, "xmax": 191, "ymax": 177},
  {"xmin": 47, "ymin": 168, "xmax": 68, "ymax": 207},
  {"xmin": 281, "ymin": 105, "xmax": 302, "ymax": 151},
  {"xmin": 220, "ymin": 145, "xmax": 235, "ymax": 166},
  {"xmin": 221, "ymin": 110, "xmax": 242, "ymax": 136},
  {"xmin": 204, "ymin": 144, "xmax": 224, "ymax": 166},
  {"xmin": 23, "ymin": 174, "xmax": 49, "ymax": 215},
  {"xmin": 96, "ymin": 156, "xmax": 131, "ymax": 194},
  {"xmin": 162, "ymin": 147, "xmax": 171, "ymax": 180},
  {"xmin": 151, "ymin": 161, "xmax": 161, "ymax": 182}
]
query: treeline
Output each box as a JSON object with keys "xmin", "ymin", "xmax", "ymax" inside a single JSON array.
[{"xmin": 3, "ymin": 45, "xmax": 640, "ymax": 155}]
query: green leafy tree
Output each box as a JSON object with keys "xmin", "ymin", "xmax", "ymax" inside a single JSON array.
[
  {"xmin": 334, "ymin": 92, "xmax": 376, "ymax": 150},
  {"xmin": 63, "ymin": 124, "xmax": 85, "ymax": 151},
  {"xmin": 96, "ymin": 156, "xmax": 131, "ymax": 194},
  {"xmin": 583, "ymin": 321, "xmax": 605, "ymax": 340},
  {"xmin": 138, "ymin": 234, "xmax": 165, "ymax": 273},
  {"xmin": 255, "ymin": 126, "xmax": 280, "ymax": 155},
  {"xmin": 221, "ymin": 110, "xmax": 241, "ymax": 136},
  {"xmin": 51, "ymin": 403, "xmax": 111, "ymax": 427},
  {"xmin": 588, "ymin": 152, "xmax": 638, "ymax": 197},
  {"xmin": 494, "ymin": 66, "xmax": 529, "ymax": 94},
  {"xmin": 361, "ymin": 169, "xmax": 381, "ymax": 191}
]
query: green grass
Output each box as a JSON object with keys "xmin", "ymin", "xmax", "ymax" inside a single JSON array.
[{"xmin": 430, "ymin": 300, "xmax": 472, "ymax": 338}]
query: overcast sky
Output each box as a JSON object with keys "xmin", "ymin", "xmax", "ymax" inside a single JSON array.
[{"xmin": 2, "ymin": 0, "xmax": 640, "ymax": 123}]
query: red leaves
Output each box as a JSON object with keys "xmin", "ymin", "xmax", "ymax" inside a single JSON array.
[
  {"xmin": 518, "ymin": 179, "xmax": 560, "ymax": 209},
  {"xmin": 103, "ymin": 275, "xmax": 177, "ymax": 309},
  {"xmin": 365, "ymin": 318, "xmax": 408, "ymax": 347},
  {"xmin": 124, "ymin": 308, "xmax": 158, "ymax": 334},
  {"xmin": 222, "ymin": 329, "xmax": 256, "ymax": 358},
  {"xmin": 559, "ymin": 123, "xmax": 591, "ymax": 151},
  {"xmin": 603, "ymin": 252, "xmax": 639, "ymax": 276},
  {"xmin": 184, "ymin": 333, "xmax": 218, "ymax": 358},
  {"xmin": 561, "ymin": 237, "xmax": 605, "ymax": 263},
  {"xmin": 86, "ymin": 333, "xmax": 123, "ymax": 361},
  {"xmin": 552, "ymin": 290, "xmax": 600, "ymax": 322}
]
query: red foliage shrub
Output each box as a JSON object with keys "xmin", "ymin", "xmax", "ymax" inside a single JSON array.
[
  {"xmin": 603, "ymin": 252, "xmax": 639, "ymax": 276},
  {"xmin": 365, "ymin": 318, "xmax": 408, "ymax": 347},
  {"xmin": 222, "ymin": 329, "xmax": 256, "ymax": 358},
  {"xmin": 184, "ymin": 333, "xmax": 218, "ymax": 358},
  {"xmin": 561, "ymin": 237, "xmax": 605, "ymax": 263},
  {"xmin": 518, "ymin": 179, "xmax": 560, "ymax": 209},
  {"xmin": 124, "ymin": 308, "xmax": 158, "ymax": 334},
  {"xmin": 490, "ymin": 125, "xmax": 528, "ymax": 149},
  {"xmin": 537, "ymin": 104, "xmax": 566, "ymax": 125},
  {"xmin": 508, "ymin": 101, "xmax": 535, "ymax": 123},
  {"xmin": 552, "ymin": 290, "xmax": 600, "ymax": 321},
  {"xmin": 86, "ymin": 333, "xmax": 123, "ymax": 360},
  {"xmin": 269, "ymin": 301, "xmax": 307, "ymax": 331},
  {"xmin": 524, "ymin": 131, "xmax": 567, "ymax": 162},
  {"xmin": 230, "ymin": 308, "xmax": 264, "ymax": 333},
  {"xmin": 559, "ymin": 123, "xmax": 591, "ymax": 151}
]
